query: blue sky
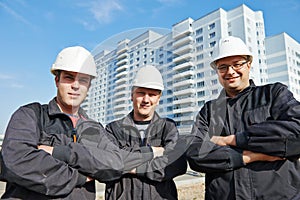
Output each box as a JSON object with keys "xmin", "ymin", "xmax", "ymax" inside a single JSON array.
[{"xmin": 1, "ymin": 0, "xmax": 300, "ymax": 134}]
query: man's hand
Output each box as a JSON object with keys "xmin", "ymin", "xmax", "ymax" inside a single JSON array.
[
  {"xmin": 243, "ymin": 150, "xmax": 285, "ymax": 164},
  {"xmin": 38, "ymin": 145, "xmax": 54, "ymax": 155},
  {"xmin": 152, "ymin": 146, "xmax": 164, "ymax": 158},
  {"xmin": 210, "ymin": 135, "xmax": 236, "ymax": 146}
]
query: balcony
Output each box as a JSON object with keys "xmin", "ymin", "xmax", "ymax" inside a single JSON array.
[
  {"xmin": 173, "ymin": 53, "xmax": 193, "ymax": 63},
  {"xmin": 114, "ymin": 100, "xmax": 127, "ymax": 109},
  {"xmin": 116, "ymin": 46, "xmax": 129, "ymax": 55},
  {"xmin": 173, "ymin": 97, "xmax": 195, "ymax": 105},
  {"xmin": 115, "ymin": 83, "xmax": 127, "ymax": 90},
  {"xmin": 116, "ymin": 64, "xmax": 128, "ymax": 72},
  {"xmin": 173, "ymin": 88, "xmax": 195, "ymax": 96},
  {"xmin": 117, "ymin": 52, "xmax": 127, "ymax": 60},
  {"xmin": 173, "ymin": 27, "xmax": 193, "ymax": 40},
  {"xmin": 174, "ymin": 115, "xmax": 194, "ymax": 122},
  {"xmin": 173, "ymin": 44, "xmax": 193, "ymax": 55},
  {"xmin": 173, "ymin": 61, "xmax": 193, "ymax": 71},
  {"xmin": 114, "ymin": 110, "xmax": 128, "ymax": 118},
  {"xmin": 173, "ymin": 79, "xmax": 194, "ymax": 88},
  {"xmin": 115, "ymin": 77, "xmax": 126, "ymax": 84},
  {"xmin": 173, "ymin": 70, "xmax": 194, "ymax": 80},
  {"xmin": 115, "ymin": 71, "xmax": 128, "ymax": 79},
  {"xmin": 173, "ymin": 36, "xmax": 193, "ymax": 48},
  {"xmin": 173, "ymin": 106, "xmax": 195, "ymax": 114},
  {"xmin": 116, "ymin": 58, "xmax": 129, "ymax": 66},
  {"xmin": 114, "ymin": 89, "xmax": 128, "ymax": 97}
]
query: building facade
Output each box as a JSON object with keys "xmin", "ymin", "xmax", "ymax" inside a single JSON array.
[
  {"xmin": 84, "ymin": 4, "xmax": 298, "ymax": 134},
  {"xmin": 265, "ymin": 33, "xmax": 300, "ymax": 100}
]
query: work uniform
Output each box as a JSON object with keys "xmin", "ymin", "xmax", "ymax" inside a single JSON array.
[
  {"xmin": 105, "ymin": 111, "xmax": 187, "ymax": 200},
  {"xmin": 186, "ymin": 80, "xmax": 300, "ymax": 200},
  {"xmin": 1, "ymin": 98, "xmax": 153, "ymax": 199}
]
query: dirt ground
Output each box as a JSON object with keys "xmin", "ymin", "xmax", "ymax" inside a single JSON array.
[
  {"xmin": 177, "ymin": 181, "xmax": 205, "ymax": 200},
  {"xmin": 96, "ymin": 181, "xmax": 205, "ymax": 200}
]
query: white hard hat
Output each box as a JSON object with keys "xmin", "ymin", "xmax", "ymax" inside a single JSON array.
[
  {"xmin": 51, "ymin": 46, "xmax": 97, "ymax": 77},
  {"xmin": 210, "ymin": 36, "xmax": 253, "ymax": 69},
  {"xmin": 132, "ymin": 65, "xmax": 164, "ymax": 91}
]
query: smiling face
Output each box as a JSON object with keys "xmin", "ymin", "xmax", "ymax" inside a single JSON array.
[
  {"xmin": 55, "ymin": 71, "xmax": 91, "ymax": 115},
  {"xmin": 216, "ymin": 55, "xmax": 251, "ymax": 97},
  {"xmin": 131, "ymin": 87, "xmax": 162, "ymax": 121}
]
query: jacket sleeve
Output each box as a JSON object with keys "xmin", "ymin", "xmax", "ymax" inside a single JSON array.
[
  {"xmin": 1, "ymin": 106, "xmax": 86, "ymax": 196},
  {"xmin": 236, "ymin": 83, "xmax": 300, "ymax": 159},
  {"xmin": 105, "ymin": 123, "xmax": 154, "ymax": 173},
  {"xmin": 135, "ymin": 119, "xmax": 187, "ymax": 182},
  {"xmin": 186, "ymin": 104, "xmax": 245, "ymax": 173},
  {"xmin": 52, "ymin": 122, "xmax": 154, "ymax": 182}
]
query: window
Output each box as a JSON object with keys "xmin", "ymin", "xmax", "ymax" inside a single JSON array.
[
  {"xmin": 209, "ymin": 41, "xmax": 216, "ymax": 48},
  {"xmin": 195, "ymin": 28, "xmax": 203, "ymax": 35},
  {"xmin": 198, "ymin": 100, "xmax": 205, "ymax": 107},
  {"xmin": 212, "ymin": 89, "xmax": 218, "ymax": 95},
  {"xmin": 196, "ymin": 45, "xmax": 203, "ymax": 52},
  {"xmin": 247, "ymin": 27, "xmax": 251, "ymax": 33},
  {"xmin": 209, "ymin": 32, "xmax": 215, "ymax": 39},
  {"xmin": 211, "ymin": 79, "xmax": 218, "ymax": 85},
  {"xmin": 197, "ymin": 91, "xmax": 205, "ymax": 97},
  {"xmin": 197, "ymin": 81, "xmax": 205, "ymax": 88},
  {"xmin": 167, "ymin": 98, "xmax": 173, "ymax": 103},
  {"xmin": 197, "ymin": 72, "xmax": 204, "ymax": 78},
  {"xmin": 197, "ymin": 63, "xmax": 204, "ymax": 69},
  {"xmin": 196, "ymin": 54, "xmax": 203, "ymax": 61},
  {"xmin": 208, "ymin": 23, "xmax": 215, "ymax": 30},
  {"xmin": 196, "ymin": 36, "xmax": 203, "ymax": 43}
]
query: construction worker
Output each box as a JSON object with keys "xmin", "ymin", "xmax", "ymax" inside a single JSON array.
[
  {"xmin": 186, "ymin": 36, "xmax": 300, "ymax": 199},
  {"xmin": 0, "ymin": 46, "xmax": 161, "ymax": 199},
  {"xmin": 104, "ymin": 65, "xmax": 187, "ymax": 200}
]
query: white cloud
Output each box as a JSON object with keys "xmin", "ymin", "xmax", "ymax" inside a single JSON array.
[
  {"xmin": 73, "ymin": 0, "xmax": 124, "ymax": 30},
  {"xmin": 272, "ymin": 0, "xmax": 300, "ymax": 11},
  {"xmin": 76, "ymin": 0, "xmax": 124, "ymax": 25},
  {"xmin": 78, "ymin": 19, "xmax": 96, "ymax": 31},
  {"xmin": 0, "ymin": 74, "xmax": 14, "ymax": 80},
  {"xmin": 10, "ymin": 83, "xmax": 24, "ymax": 89},
  {"xmin": 156, "ymin": 0, "xmax": 182, "ymax": 6},
  {"xmin": 0, "ymin": 74, "xmax": 24, "ymax": 89},
  {"xmin": 0, "ymin": 1, "xmax": 37, "ymax": 29},
  {"xmin": 89, "ymin": 0, "xmax": 124, "ymax": 24}
]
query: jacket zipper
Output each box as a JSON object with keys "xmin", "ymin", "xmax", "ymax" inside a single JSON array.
[{"xmin": 72, "ymin": 128, "xmax": 77, "ymax": 143}]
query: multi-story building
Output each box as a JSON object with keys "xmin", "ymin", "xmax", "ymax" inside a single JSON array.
[
  {"xmin": 84, "ymin": 4, "xmax": 292, "ymax": 134},
  {"xmin": 265, "ymin": 33, "xmax": 300, "ymax": 100}
]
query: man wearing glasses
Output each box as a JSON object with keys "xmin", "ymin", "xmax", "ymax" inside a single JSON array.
[{"xmin": 186, "ymin": 36, "xmax": 300, "ymax": 199}]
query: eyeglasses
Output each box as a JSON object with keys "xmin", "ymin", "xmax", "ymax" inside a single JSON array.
[{"xmin": 216, "ymin": 60, "xmax": 248, "ymax": 73}]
